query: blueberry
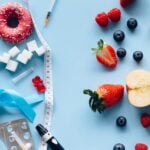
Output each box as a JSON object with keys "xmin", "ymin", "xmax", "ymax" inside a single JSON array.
[
  {"xmin": 113, "ymin": 30, "xmax": 125, "ymax": 42},
  {"xmin": 133, "ymin": 51, "xmax": 143, "ymax": 62},
  {"xmin": 117, "ymin": 48, "xmax": 126, "ymax": 58},
  {"xmin": 127, "ymin": 18, "xmax": 138, "ymax": 29},
  {"xmin": 113, "ymin": 143, "xmax": 125, "ymax": 150},
  {"xmin": 116, "ymin": 116, "xmax": 127, "ymax": 127}
]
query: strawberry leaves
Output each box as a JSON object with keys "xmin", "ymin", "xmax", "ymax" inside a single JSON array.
[
  {"xmin": 83, "ymin": 89, "xmax": 105, "ymax": 113},
  {"xmin": 97, "ymin": 39, "xmax": 104, "ymax": 50},
  {"xmin": 91, "ymin": 39, "xmax": 104, "ymax": 53}
]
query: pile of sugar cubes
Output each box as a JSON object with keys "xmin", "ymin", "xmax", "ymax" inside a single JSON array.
[{"xmin": 0, "ymin": 40, "xmax": 47, "ymax": 72}]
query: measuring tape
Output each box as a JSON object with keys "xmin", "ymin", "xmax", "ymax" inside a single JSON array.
[{"xmin": 25, "ymin": 1, "xmax": 54, "ymax": 150}]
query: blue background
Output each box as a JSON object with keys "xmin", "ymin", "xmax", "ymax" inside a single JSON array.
[{"xmin": 0, "ymin": 0, "xmax": 150, "ymax": 149}]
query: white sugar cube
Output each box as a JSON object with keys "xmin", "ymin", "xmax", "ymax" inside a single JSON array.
[
  {"xmin": 22, "ymin": 49, "xmax": 33, "ymax": 60},
  {"xmin": 36, "ymin": 46, "xmax": 47, "ymax": 56},
  {"xmin": 8, "ymin": 46, "xmax": 20, "ymax": 57},
  {"xmin": 17, "ymin": 54, "xmax": 29, "ymax": 64},
  {"xmin": 0, "ymin": 53, "xmax": 10, "ymax": 64},
  {"xmin": 27, "ymin": 40, "xmax": 38, "ymax": 52},
  {"xmin": 6, "ymin": 60, "xmax": 18, "ymax": 72}
]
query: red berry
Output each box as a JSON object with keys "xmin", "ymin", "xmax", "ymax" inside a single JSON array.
[
  {"xmin": 95, "ymin": 12, "xmax": 109, "ymax": 27},
  {"xmin": 108, "ymin": 8, "xmax": 121, "ymax": 22},
  {"xmin": 97, "ymin": 84, "xmax": 124, "ymax": 108},
  {"xmin": 140, "ymin": 113, "xmax": 150, "ymax": 128},
  {"xmin": 83, "ymin": 84, "xmax": 124, "ymax": 113},
  {"xmin": 120, "ymin": 0, "xmax": 134, "ymax": 8},
  {"xmin": 135, "ymin": 143, "xmax": 148, "ymax": 150}
]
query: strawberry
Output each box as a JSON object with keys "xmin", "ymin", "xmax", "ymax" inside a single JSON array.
[
  {"xmin": 120, "ymin": 0, "xmax": 134, "ymax": 8},
  {"xmin": 135, "ymin": 143, "xmax": 148, "ymax": 150},
  {"xmin": 83, "ymin": 84, "xmax": 124, "ymax": 113},
  {"xmin": 95, "ymin": 12, "xmax": 109, "ymax": 27},
  {"xmin": 140, "ymin": 113, "xmax": 150, "ymax": 128},
  {"xmin": 92, "ymin": 39, "xmax": 118, "ymax": 68},
  {"xmin": 108, "ymin": 8, "xmax": 121, "ymax": 22}
]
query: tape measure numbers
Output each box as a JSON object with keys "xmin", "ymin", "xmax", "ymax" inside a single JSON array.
[
  {"xmin": 39, "ymin": 50, "xmax": 53, "ymax": 150},
  {"xmin": 26, "ymin": 1, "xmax": 54, "ymax": 150}
]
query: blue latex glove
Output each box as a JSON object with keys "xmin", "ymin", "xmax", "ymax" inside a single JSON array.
[{"xmin": 0, "ymin": 89, "xmax": 43, "ymax": 122}]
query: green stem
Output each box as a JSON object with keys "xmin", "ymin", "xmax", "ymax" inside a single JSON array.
[{"xmin": 83, "ymin": 89, "xmax": 106, "ymax": 113}]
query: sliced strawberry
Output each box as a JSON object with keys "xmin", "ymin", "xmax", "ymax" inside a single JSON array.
[
  {"xmin": 83, "ymin": 84, "xmax": 124, "ymax": 113},
  {"xmin": 92, "ymin": 39, "xmax": 118, "ymax": 68}
]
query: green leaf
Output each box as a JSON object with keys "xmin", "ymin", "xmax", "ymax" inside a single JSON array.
[
  {"xmin": 91, "ymin": 101, "xmax": 97, "ymax": 112},
  {"xmin": 93, "ymin": 91, "xmax": 99, "ymax": 99},
  {"xmin": 97, "ymin": 39, "xmax": 104, "ymax": 50},
  {"xmin": 83, "ymin": 89, "xmax": 93, "ymax": 96},
  {"xmin": 97, "ymin": 104, "xmax": 105, "ymax": 113},
  {"xmin": 91, "ymin": 48, "xmax": 98, "ymax": 53},
  {"xmin": 89, "ymin": 97, "xmax": 94, "ymax": 108},
  {"xmin": 91, "ymin": 98, "xmax": 101, "ymax": 112}
]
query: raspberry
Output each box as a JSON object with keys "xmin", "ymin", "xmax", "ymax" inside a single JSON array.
[
  {"xmin": 95, "ymin": 12, "xmax": 109, "ymax": 27},
  {"xmin": 140, "ymin": 113, "xmax": 150, "ymax": 128},
  {"xmin": 108, "ymin": 8, "xmax": 121, "ymax": 22},
  {"xmin": 120, "ymin": 0, "xmax": 134, "ymax": 8},
  {"xmin": 135, "ymin": 143, "xmax": 148, "ymax": 150}
]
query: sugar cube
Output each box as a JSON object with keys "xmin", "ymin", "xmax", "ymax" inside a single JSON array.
[
  {"xmin": 27, "ymin": 40, "xmax": 38, "ymax": 52},
  {"xmin": 22, "ymin": 49, "xmax": 33, "ymax": 60},
  {"xmin": 36, "ymin": 46, "xmax": 47, "ymax": 56},
  {"xmin": 6, "ymin": 60, "xmax": 18, "ymax": 72},
  {"xmin": 8, "ymin": 46, "xmax": 20, "ymax": 57},
  {"xmin": 16, "ymin": 54, "xmax": 29, "ymax": 64},
  {"xmin": 0, "ymin": 53, "xmax": 10, "ymax": 64}
]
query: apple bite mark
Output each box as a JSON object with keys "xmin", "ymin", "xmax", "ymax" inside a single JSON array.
[
  {"xmin": 83, "ymin": 84, "xmax": 124, "ymax": 113},
  {"xmin": 92, "ymin": 39, "xmax": 118, "ymax": 68},
  {"xmin": 126, "ymin": 70, "xmax": 150, "ymax": 107}
]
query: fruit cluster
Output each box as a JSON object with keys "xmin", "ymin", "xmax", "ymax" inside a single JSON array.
[
  {"xmin": 84, "ymin": 0, "xmax": 149, "ymax": 149},
  {"xmin": 113, "ymin": 143, "xmax": 148, "ymax": 150},
  {"xmin": 32, "ymin": 76, "xmax": 46, "ymax": 93},
  {"xmin": 83, "ymin": 82, "xmax": 149, "ymax": 149},
  {"xmin": 94, "ymin": 8, "xmax": 143, "ymax": 68},
  {"xmin": 95, "ymin": 8, "xmax": 121, "ymax": 27},
  {"xmin": 92, "ymin": 38, "xmax": 143, "ymax": 69},
  {"xmin": 117, "ymin": 48, "xmax": 143, "ymax": 62},
  {"xmin": 113, "ymin": 18, "xmax": 137, "ymax": 42}
]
